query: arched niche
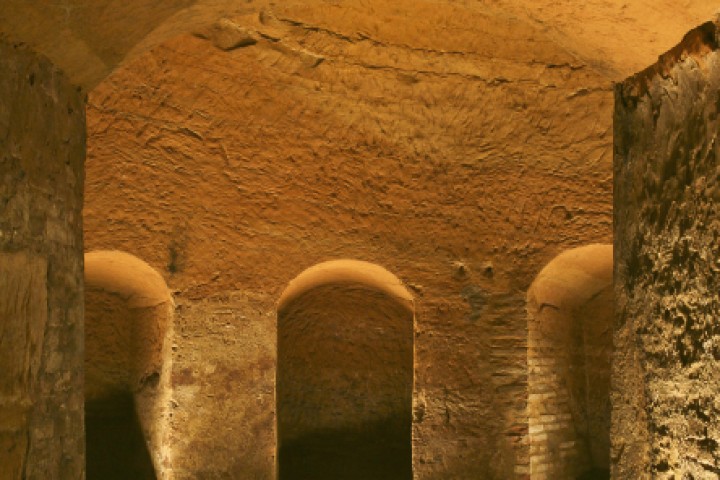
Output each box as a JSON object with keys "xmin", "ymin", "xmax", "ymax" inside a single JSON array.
[
  {"xmin": 526, "ymin": 244, "xmax": 613, "ymax": 480},
  {"xmin": 277, "ymin": 259, "xmax": 415, "ymax": 480},
  {"xmin": 84, "ymin": 250, "xmax": 174, "ymax": 480}
]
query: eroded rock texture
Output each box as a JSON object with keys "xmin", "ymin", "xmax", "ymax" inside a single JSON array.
[
  {"xmin": 169, "ymin": 291, "xmax": 276, "ymax": 479},
  {"xmin": 2, "ymin": 0, "xmax": 718, "ymax": 90},
  {"xmin": 0, "ymin": 40, "xmax": 85, "ymax": 479},
  {"xmin": 2, "ymin": 2, "xmax": 720, "ymax": 479},
  {"xmin": 614, "ymin": 20, "xmax": 720, "ymax": 479},
  {"xmin": 82, "ymin": 3, "xmax": 628, "ymax": 474}
]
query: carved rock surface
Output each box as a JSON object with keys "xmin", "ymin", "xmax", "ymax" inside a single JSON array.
[
  {"xmin": 0, "ymin": 40, "xmax": 85, "ymax": 480},
  {"xmin": 84, "ymin": 9, "xmax": 618, "ymax": 476},
  {"xmin": 614, "ymin": 20, "xmax": 720, "ymax": 479}
]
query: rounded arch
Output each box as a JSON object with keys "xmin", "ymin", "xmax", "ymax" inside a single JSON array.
[
  {"xmin": 84, "ymin": 250, "xmax": 174, "ymax": 480},
  {"xmin": 85, "ymin": 250, "xmax": 172, "ymax": 308},
  {"xmin": 278, "ymin": 259, "xmax": 414, "ymax": 314},
  {"xmin": 527, "ymin": 244, "xmax": 612, "ymax": 313},
  {"xmin": 277, "ymin": 259, "xmax": 415, "ymax": 480},
  {"xmin": 527, "ymin": 244, "xmax": 613, "ymax": 480}
]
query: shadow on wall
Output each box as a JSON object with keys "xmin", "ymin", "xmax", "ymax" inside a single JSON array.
[
  {"xmin": 84, "ymin": 250, "xmax": 174, "ymax": 480},
  {"xmin": 276, "ymin": 260, "xmax": 415, "ymax": 480},
  {"xmin": 526, "ymin": 244, "xmax": 613, "ymax": 480}
]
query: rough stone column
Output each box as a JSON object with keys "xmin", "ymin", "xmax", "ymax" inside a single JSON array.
[
  {"xmin": 614, "ymin": 20, "xmax": 720, "ymax": 479},
  {"xmin": 0, "ymin": 39, "xmax": 85, "ymax": 479}
]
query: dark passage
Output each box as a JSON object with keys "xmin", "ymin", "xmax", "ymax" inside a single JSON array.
[
  {"xmin": 277, "ymin": 277, "xmax": 414, "ymax": 480},
  {"xmin": 279, "ymin": 418, "xmax": 412, "ymax": 480},
  {"xmin": 86, "ymin": 392, "xmax": 156, "ymax": 480},
  {"xmin": 577, "ymin": 467, "xmax": 610, "ymax": 480}
]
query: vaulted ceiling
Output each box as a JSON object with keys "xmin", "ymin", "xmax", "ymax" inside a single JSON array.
[{"xmin": 2, "ymin": 0, "xmax": 718, "ymax": 90}]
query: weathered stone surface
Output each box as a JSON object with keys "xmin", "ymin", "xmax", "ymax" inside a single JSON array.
[
  {"xmin": 198, "ymin": 19, "xmax": 258, "ymax": 51},
  {"xmin": 84, "ymin": 18, "xmax": 615, "ymax": 474},
  {"xmin": 0, "ymin": 252, "xmax": 47, "ymax": 480},
  {"xmin": 614, "ymin": 20, "xmax": 720, "ymax": 479},
  {"xmin": 0, "ymin": 1, "xmax": 717, "ymax": 90},
  {"xmin": 169, "ymin": 291, "xmax": 276, "ymax": 479},
  {"xmin": 0, "ymin": 40, "xmax": 85, "ymax": 479},
  {"xmin": 1, "ymin": 3, "xmax": 720, "ymax": 480}
]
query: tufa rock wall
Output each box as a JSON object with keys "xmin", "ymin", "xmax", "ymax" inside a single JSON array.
[
  {"xmin": 170, "ymin": 291, "xmax": 277, "ymax": 479},
  {"xmin": 0, "ymin": 39, "xmax": 86, "ymax": 479},
  {"xmin": 83, "ymin": 5, "xmax": 616, "ymax": 476},
  {"xmin": 614, "ymin": 20, "xmax": 720, "ymax": 479}
]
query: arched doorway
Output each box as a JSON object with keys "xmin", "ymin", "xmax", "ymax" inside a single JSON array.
[
  {"xmin": 276, "ymin": 260, "xmax": 414, "ymax": 480},
  {"xmin": 527, "ymin": 244, "xmax": 613, "ymax": 480},
  {"xmin": 84, "ymin": 250, "xmax": 174, "ymax": 480}
]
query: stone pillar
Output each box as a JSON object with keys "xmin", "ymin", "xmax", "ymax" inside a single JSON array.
[
  {"xmin": 0, "ymin": 39, "xmax": 85, "ymax": 479},
  {"xmin": 614, "ymin": 20, "xmax": 720, "ymax": 479}
]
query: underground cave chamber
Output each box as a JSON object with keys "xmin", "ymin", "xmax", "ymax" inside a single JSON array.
[
  {"xmin": 6, "ymin": 3, "xmax": 720, "ymax": 477},
  {"xmin": 527, "ymin": 244, "xmax": 613, "ymax": 480},
  {"xmin": 276, "ymin": 260, "xmax": 415, "ymax": 480},
  {"xmin": 84, "ymin": 250, "xmax": 174, "ymax": 479}
]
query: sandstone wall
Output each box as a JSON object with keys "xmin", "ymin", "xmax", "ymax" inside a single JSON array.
[
  {"xmin": 3, "ymin": 3, "xmax": 720, "ymax": 479},
  {"xmin": 1, "ymin": 0, "xmax": 717, "ymax": 91},
  {"xmin": 614, "ymin": 20, "xmax": 720, "ymax": 479},
  {"xmin": 83, "ymin": 7, "xmax": 615, "ymax": 476},
  {"xmin": 170, "ymin": 291, "xmax": 276, "ymax": 479},
  {"xmin": 0, "ymin": 40, "xmax": 85, "ymax": 479}
]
